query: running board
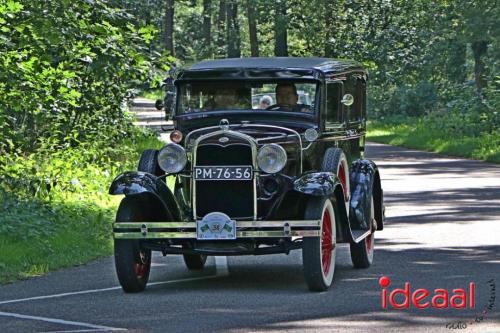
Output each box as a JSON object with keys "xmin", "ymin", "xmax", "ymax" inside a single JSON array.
[{"xmin": 351, "ymin": 229, "xmax": 371, "ymax": 243}]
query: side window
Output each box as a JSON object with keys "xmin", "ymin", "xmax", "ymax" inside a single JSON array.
[
  {"xmin": 326, "ymin": 82, "xmax": 342, "ymax": 125},
  {"xmin": 359, "ymin": 78, "xmax": 367, "ymax": 121},
  {"xmin": 344, "ymin": 77, "xmax": 356, "ymax": 123},
  {"xmin": 346, "ymin": 76, "xmax": 365, "ymax": 123}
]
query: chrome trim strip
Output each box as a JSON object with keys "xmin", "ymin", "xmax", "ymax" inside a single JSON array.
[
  {"xmin": 319, "ymin": 133, "xmax": 365, "ymax": 142},
  {"xmin": 114, "ymin": 220, "xmax": 320, "ymax": 228},
  {"xmin": 185, "ymin": 125, "xmax": 222, "ymax": 146},
  {"xmin": 113, "ymin": 219, "xmax": 321, "ymax": 239},
  {"xmin": 197, "ymin": 142, "xmax": 251, "ymax": 148},
  {"xmin": 114, "ymin": 230, "xmax": 319, "ymax": 239},
  {"xmin": 114, "ymin": 220, "xmax": 321, "ymax": 238},
  {"xmin": 114, "ymin": 232, "xmax": 197, "ymax": 239}
]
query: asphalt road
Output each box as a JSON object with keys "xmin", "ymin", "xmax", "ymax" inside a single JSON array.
[{"xmin": 1, "ymin": 142, "xmax": 499, "ymax": 333}]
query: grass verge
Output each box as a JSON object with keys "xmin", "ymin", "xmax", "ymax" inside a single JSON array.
[
  {"xmin": 0, "ymin": 129, "xmax": 165, "ymax": 284},
  {"xmin": 137, "ymin": 89, "xmax": 164, "ymax": 101},
  {"xmin": 367, "ymin": 118, "xmax": 499, "ymax": 163}
]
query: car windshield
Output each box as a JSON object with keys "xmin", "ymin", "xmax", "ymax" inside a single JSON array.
[{"xmin": 177, "ymin": 81, "xmax": 317, "ymax": 114}]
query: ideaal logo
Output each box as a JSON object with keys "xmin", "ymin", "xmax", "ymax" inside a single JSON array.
[
  {"xmin": 379, "ymin": 276, "xmax": 475, "ymax": 309},
  {"xmin": 378, "ymin": 276, "xmax": 496, "ymax": 329}
]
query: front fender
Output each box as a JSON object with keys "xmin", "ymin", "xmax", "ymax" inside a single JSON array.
[
  {"xmin": 109, "ymin": 171, "xmax": 181, "ymax": 221},
  {"xmin": 293, "ymin": 172, "xmax": 340, "ymax": 196},
  {"xmin": 292, "ymin": 172, "xmax": 351, "ymax": 243}
]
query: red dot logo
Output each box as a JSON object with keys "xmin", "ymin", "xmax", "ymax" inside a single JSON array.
[{"xmin": 379, "ymin": 276, "xmax": 391, "ymax": 288}]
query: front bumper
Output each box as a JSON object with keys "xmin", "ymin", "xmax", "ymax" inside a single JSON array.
[{"xmin": 113, "ymin": 220, "xmax": 320, "ymax": 239}]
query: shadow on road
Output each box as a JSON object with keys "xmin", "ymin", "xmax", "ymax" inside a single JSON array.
[{"xmin": 125, "ymin": 243, "xmax": 499, "ymax": 332}]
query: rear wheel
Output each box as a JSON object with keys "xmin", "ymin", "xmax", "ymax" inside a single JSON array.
[
  {"xmin": 183, "ymin": 253, "xmax": 207, "ymax": 270},
  {"xmin": 321, "ymin": 148, "xmax": 350, "ymax": 209},
  {"xmin": 302, "ymin": 197, "xmax": 337, "ymax": 292},
  {"xmin": 350, "ymin": 196, "xmax": 375, "ymax": 268}
]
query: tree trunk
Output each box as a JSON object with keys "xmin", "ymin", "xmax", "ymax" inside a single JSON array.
[
  {"xmin": 471, "ymin": 41, "xmax": 488, "ymax": 92},
  {"xmin": 247, "ymin": 0, "xmax": 259, "ymax": 57},
  {"xmin": 216, "ymin": 0, "xmax": 226, "ymax": 57},
  {"xmin": 274, "ymin": 0, "xmax": 288, "ymax": 56},
  {"xmin": 202, "ymin": 0, "xmax": 212, "ymax": 57},
  {"xmin": 226, "ymin": 0, "xmax": 241, "ymax": 58},
  {"xmin": 324, "ymin": 0, "xmax": 335, "ymax": 57},
  {"xmin": 447, "ymin": 40, "xmax": 466, "ymax": 83},
  {"xmin": 165, "ymin": 0, "xmax": 175, "ymax": 56}
]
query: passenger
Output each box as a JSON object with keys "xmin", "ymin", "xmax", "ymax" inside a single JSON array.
[
  {"xmin": 259, "ymin": 95, "xmax": 273, "ymax": 109},
  {"xmin": 213, "ymin": 87, "xmax": 251, "ymax": 110}
]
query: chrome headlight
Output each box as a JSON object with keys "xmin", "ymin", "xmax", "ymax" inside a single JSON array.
[
  {"xmin": 157, "ymin": 143, "xmax": 187, "ymax": 173},
  {"xmin": 257, "ymin": 144, "xmax": 287, "ymax": 174}
]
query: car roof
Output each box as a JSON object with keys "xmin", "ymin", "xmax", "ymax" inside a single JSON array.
[{"xmin": 189, "ymin": 57, "xmax": 363, "ymax": 73}]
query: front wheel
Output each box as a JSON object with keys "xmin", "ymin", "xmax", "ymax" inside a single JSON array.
[
  {"xmin": 302, "ymin": 197, "xmax": 337, "ymax": 292},
  {"xmin": 114, "ymin": 239, "xmax": 151, "ymax": 293},
  {"xmin": 350, "ymin": 196, "xmax": 375, "ymax": 268}
]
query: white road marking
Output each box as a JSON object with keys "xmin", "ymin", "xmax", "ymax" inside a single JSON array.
[
  {"xmin": 0, "ymin": 311, "xmax": 125, "ymax": 332},
  {"xmin": 42, "ymin": 330, "xmax": 113, "ymax": 333},
  {"xmin": 0, "ymin": 275, "xmax": 217, "ymax": 306},
  {"xmin": 215, "ymin": 256, "xmax": 229, "ymax": 276},
  {"xmin": 0, "ymin": 256, "xmax": 230, "ymax": 306},
  {"xmin": 0, "ymin": 257, "xmax": 230, "ymax": 332},
  {"xmin": 0, "ymin": 286, "xmax": 122, "ymax": 306}
]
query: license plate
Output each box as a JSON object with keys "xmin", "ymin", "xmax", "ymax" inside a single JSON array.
[
  {"xmin": 197, "ymin": 212, "xmax": 236, "ymax": 240},
  {"xmin": 194, "ymin": 166, "xmax": 252, "ymax": 181}
]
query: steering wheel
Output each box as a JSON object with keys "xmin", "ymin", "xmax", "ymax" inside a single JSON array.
[{"xmin": 266, "ymin": 104, "xmax": 292, "ymax": 111}]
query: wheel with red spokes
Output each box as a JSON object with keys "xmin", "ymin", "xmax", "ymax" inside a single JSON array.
[
  {"xmin": 114, "ymin": 197, "xmax": 152, "ymax": 293},
  {"xmin": 115, "ymin": 240, "xmax": 151, "ymax": 293},
  {"xmin": 350, "ymin": 196, "xmax": 375, "ymax": 268},
  {"xmin": 302, "ymin": 197, "xmax": 337, "ymax": 292}
]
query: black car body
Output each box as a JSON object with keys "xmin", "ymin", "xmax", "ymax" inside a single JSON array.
[{"xmin": 110, "ymin": 57, "xmax": 384, "ymax": 292}]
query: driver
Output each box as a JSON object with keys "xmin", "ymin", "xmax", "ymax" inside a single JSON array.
[{"xmin": 273, "ymin": 83, "xmax": 310, "ymax": 112}]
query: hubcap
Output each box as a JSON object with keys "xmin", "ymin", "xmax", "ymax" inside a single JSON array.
[
  {"xmin": 366, "ymin": 232, "xmax": 373, "ymax": 251},
  {"xmin": 321, "ymin": 209, "xmax": 333, "ymax": 276},
  {"xmin": 134, "ymin": 250, "xmax": 149, "ymax": 279}
]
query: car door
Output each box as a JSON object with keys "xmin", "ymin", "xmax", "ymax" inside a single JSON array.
[{"xmin": 341, "ymin": 74, "xmax": 366, "ymax": 161}]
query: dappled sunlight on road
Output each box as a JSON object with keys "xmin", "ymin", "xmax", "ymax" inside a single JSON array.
[{"xmin": 367, "ymin": 143, "xmax": 500, "ymax": 251}]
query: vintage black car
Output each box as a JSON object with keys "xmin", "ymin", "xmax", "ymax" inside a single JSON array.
[{"xmin": 110, "ymin": 57, "xmax": 384, "ymax": 292}]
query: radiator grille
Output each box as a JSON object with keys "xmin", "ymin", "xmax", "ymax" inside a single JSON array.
[{"xmin": 195, "ymin": 143, "xmax": 254, "ymax": 219}]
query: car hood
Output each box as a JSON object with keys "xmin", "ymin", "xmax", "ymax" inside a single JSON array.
[
  {"xmin": 183, "ymin": 122, "xmax": 307, "ymax": 148},
  {"xmin": 175, "ymin": 110, "xmax": 317, "ymax": 134}
]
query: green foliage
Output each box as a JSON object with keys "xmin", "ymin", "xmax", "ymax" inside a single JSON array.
[
  {"xmin": 368, "ymin": 97, "xmax": 500, "ymax": 164},
  {"xmin": 0, "ymin": 0, "xmax": 171, "ymax": 283},
  {"xmin": 0, "ymin": 128, "xmax": 164, "ymax": 283},
  {"xmin": 0, "ymin": 0, "xmax": 171, "ymax": 156},
  {"xmin": 368, "ymin": 121, "xmax": 499, "ymax": 164},
  {"xmin": 119, "ymin": 0, "xmax": 498, "ymax": 125},
  {"xmin": 1, "ymin": 0, "xmax": 499, "ymax": 282},
  {"xmin": 382, "ymin": 82, "xmax": 438, "ymax": 117}
]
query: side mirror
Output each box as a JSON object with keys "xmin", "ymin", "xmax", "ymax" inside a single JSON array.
[
  {"xmin": 162, "ymin": 77, "xmax": 176, "ymax": 120},
  {"xmin": 341, "ymin": 94, "xmax": 354, "ymax": 106},
  {"xmin": 164, "ymin": 91, "xmax": 175, "ymax": 120}
]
